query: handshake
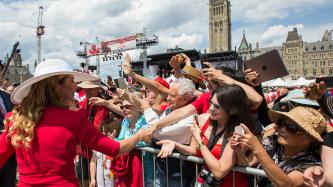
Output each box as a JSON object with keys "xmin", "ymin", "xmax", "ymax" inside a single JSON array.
[{"xmin": 136, "ymin": 124, "xmax": 157, "ymax": 143}]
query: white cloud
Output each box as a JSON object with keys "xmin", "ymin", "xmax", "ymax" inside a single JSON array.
[
  {"xmin": 259, "ymin": 24, "xmax": 304, "ymax": 46},
  {"xmin": 0, "ymin": 0, "xmax": 332, "ymax": 81}
]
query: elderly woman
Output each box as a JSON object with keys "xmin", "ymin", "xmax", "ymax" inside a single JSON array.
[
  {"xmin": 233, "ymin": 106, "xmax": 326, "ymax": 187},
  {"xmin": 158, "ymin": 85, "xmax": 255, "ymax": 187},
  {"xmin": 111, "ymin": 92, "xmax": 153, "ymax": 187},
  {"xmin": 0, "ymin": 59, "xmax": 148, "ymax": 187}
]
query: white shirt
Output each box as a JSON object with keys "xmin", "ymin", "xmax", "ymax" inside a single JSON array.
[{"xmin": 144, "ymin": 108, "xmax": 194, "ymax": 144}]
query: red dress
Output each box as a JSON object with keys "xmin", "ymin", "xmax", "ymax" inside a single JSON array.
[
  {"xmin": 0, "ymin": 106, "xmax": 120, "ymax": 187},
  {"xmin": 196, "ymin": 119, "xmax": 248, "ymax": 187}
]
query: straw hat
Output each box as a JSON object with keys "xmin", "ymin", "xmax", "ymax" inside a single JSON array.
[
  {"xmin": 269, "ymin": 106, "xmax": 327, "ymax": 142},
  {"xmin": 182, "ymin": 65, "xmax": 206, "ymax": 89},
  {"xmin": 11, "ymin": 59, "xmax": 97, "ymax": 104},
  {"xmin": 77, "ymin": 77, "xmax": 104, "ymax": 89}
]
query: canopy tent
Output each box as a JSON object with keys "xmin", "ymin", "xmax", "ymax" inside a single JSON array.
[
  {"xmin": 268, "ymin": 78, "xmax": 288, "ymax": 87},
  {"xmin": 262, "ymin": 79, "xmax": 275, "ymax": 87},
  {"xmin": 291, "ymin": 77, "xmax": 312, "ymax": 87}
]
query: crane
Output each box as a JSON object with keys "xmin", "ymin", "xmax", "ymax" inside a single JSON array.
[{"xmin": 36, "ymin": 6, "xmax": 45, "ymax": 64}]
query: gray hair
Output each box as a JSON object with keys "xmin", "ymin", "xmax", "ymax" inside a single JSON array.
[{"xmin": 171, "ymin": 77, "xmax": 195, "ymax": 96}]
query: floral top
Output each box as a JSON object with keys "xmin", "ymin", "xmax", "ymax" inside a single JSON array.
[
  {"xmin": 115, "ymin": 115, "xmax": 148, "ymax": 146},
  {"xmin": 258, "ymin": 134, "xmax": 321, "ymax": 187}
]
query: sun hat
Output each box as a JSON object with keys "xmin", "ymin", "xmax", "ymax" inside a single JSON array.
[
  {"xmin": 269, "ymin": 106, "xmax": 327, "ymax": 142},
  {"xmin": 77, "ymin": 76, "xmax": 104, "ymax": 89},
  {"xmin": 11, "ymin": 59, "xmax": 98, "ymax": 104},
  {"xmin": 182, "ymin": 65, "xmax": 206, "ymax": 89},
  {"xmin": 281, "ymin": 89, "xmax": 319, "ymax": 107}
]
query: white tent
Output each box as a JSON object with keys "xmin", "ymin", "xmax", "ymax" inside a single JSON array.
[
  {"xmin": 268, "ymin": 78, "xmax": 288, "ymax": 87},
  {"xmin": 262, "ymin": 79, "xmax": 276, "ymax": 87},
  {"xmin": 292, "ymin": 77, "xmax": 310, "ymax": 87}
]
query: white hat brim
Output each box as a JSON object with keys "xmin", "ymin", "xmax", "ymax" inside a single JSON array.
[{"xmin": 11, "ymin": 71, "xmax": 97, "ymax": 104}]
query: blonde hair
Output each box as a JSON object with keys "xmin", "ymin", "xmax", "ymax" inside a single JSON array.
[{"xmin": 5, "ymin": 75, "xmax": 70, "ymax": 148}]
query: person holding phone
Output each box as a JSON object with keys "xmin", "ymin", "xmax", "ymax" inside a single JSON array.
[
  {"xmin": 157, "ymin": 85, "xmax": 255, "ymax": 187},
  {"xmin": 233, "ymin": 106, "xmax": 326, "ymax": 187}
]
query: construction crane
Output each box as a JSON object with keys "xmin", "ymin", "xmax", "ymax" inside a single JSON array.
[{"xmin": 36, "ymin": 6, "xmax": 45, "ymax": 64}]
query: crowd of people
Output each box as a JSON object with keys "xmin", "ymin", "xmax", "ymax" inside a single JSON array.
[{"xmin": 0, "ymin": 53, "xmax": 332, "ymax": 187}]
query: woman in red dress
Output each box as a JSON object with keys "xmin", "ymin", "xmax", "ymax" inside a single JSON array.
[{"xmin": 0, "ymin": 59, "xmax": 148, "ymax": 187}]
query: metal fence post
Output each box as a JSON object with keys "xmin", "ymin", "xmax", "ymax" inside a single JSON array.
[
  {"xmin": 166, "ymin": 158, "xmax": 169, "ymax": 187},
  {"xmin": 142, "ymin": 151, "xmax": 145, "ymax": 187},
  {"xmin": 180, "ymin": 158, "xmax": 183, "ymax": 187}
]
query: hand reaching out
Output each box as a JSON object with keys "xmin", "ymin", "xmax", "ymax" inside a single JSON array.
[
  {"xmin": 123, "ymin": 53, "xmax": 133, "ymax": 76},
  {"xmin": 233, "ymin": 124, "xmax": 262, "ymax": 153},
  {"xmin": 202, "ymin": 62, "xmax": 235, "ymax": 85},
  {"xmin": 156, "ymin": 140, "xmax": 176, "ymax": 158},
  {"xmin": 141, "ymin": 125, "xmax": 156, "ymax": 143},
  {"xmin": 89, "ymin": 97, "xmax": 108, "ymax": 106},
  {"xmin": 304, "ymin": 82, "xmax": 327, "ymax": 100},
  {"xmin": 244, "ymin": 69, "xmax": 260, "ymax": 87},
  {"xmin": 303, "ymin": 166, "xmax": 325, "ymax": 187}
]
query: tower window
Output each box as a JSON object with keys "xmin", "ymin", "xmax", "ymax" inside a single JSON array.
[
  {"xmin": 329, "ymin": 44, "xmax": 332, "ymax": 49},
  {"xmin": 321, "ymin": 45, "xmax": 324, "ymax": 50},
  {"xmin": 305, "ymin": 47, "xmax": 308, "ymax": 51},
  {"xmin": 313, "ymin": 46, "xmax": 316, "ymax": 51}
]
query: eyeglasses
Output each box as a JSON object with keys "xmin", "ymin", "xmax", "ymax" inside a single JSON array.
[
  {"xmin": 276, "ymin": 119, "xmax": 304, "ymax": 134},
  {"xmin": 120, "ymin": 105, "xmax": 133, "ymax": 110},
  {"xmin": 209, "ymin": 100, "xmax": 222, "ymax": 110}
]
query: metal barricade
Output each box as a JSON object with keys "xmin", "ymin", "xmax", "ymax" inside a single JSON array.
[{"xmin": 136, "ymin": 146, "xmax": 267, "ymax": 187}]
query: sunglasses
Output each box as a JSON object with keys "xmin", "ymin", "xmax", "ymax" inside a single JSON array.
[
  {"xmin": 209, "ymin": 100, "xmax": 222, "ymax": 110},
  {"xmin": 120, "ymin": 105, "xmax": 133, "ymax": 110},
  {"xmin": 276, "ymin": 119, "xmax": 304, "ymax": 134}
]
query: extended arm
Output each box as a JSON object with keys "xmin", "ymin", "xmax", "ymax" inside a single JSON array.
[{"xmin": 153, "ymin": 104, "xmax": 197, "ymax": 130}]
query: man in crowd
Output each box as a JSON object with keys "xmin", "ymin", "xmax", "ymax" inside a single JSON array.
[{"xmin": 143, "ymin": 78, "xmax": 197, "ymax": 187}]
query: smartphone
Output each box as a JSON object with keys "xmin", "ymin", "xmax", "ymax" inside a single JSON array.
[
  {"xmin": 234, "ymin": 125, "xmax": 245, "ymax": 134},
  {"xmin": 114, "ymin": 78, "xmax": 127, "ymax": 90},
  {"xmin": 193, "ymin": 114, "xmax": 199, "ymax": 126},
  {"xmin": 316, "ymin": 76, "xmax": 333, "ymax": 88}
]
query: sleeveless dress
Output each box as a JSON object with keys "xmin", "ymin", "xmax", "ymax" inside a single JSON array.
[{"xmin": 196, "ymin": 119, "xmax": 248, "ymax": 187}]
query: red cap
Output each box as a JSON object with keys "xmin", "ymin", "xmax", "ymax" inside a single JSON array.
[{"xmin": 154, "ymin": 76, "xmax": 170, "ymax": 89}]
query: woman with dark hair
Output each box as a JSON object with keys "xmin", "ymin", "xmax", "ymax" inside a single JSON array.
[{"xmin": 157, "ymin": 84, "xmax": 255, "ymax": 187}]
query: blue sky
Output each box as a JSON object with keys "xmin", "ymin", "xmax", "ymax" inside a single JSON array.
[{"xmin": 0, "ymin": 0, "xmax": 332, "ymax": 80}]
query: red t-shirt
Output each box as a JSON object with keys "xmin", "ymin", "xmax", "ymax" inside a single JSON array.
[
  {"xmin": 191, "ymin": 92, "xmax": 211, "ymax": 114},
  {"xmin": 0, "ymin": 106, "xmax": 120, "ymax": 187}
]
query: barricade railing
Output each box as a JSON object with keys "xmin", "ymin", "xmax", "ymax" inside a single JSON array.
[{"xmin": 136, "ymin": 146, "xmax": 267, "ymax": 187}]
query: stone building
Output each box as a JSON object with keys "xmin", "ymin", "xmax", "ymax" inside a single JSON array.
[
  {"xmin": 3, "ymin": 52, "xmax": 32, "ymax": 83},
  {"xmin": 283, "ymin": 28, "xmax": 333, "ymax": 79},
  {"xmin": 238, "ymin": 28, "xmax": 333, "ymax": 79},
  {"xmin": 238, "ymin": 30, "xmax": 282, "ymax": 62},
  {"xmin": 209, "ymin": 0, "xmax": 231, "ymax": 52}
]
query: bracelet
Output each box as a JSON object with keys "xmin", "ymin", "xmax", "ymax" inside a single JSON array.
[{"xmin": 197, "ymin": 141, "xmax": 205, "ymax": 150}]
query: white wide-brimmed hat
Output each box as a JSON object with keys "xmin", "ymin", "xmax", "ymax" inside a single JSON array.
[{"xmin": 11, "ymin": 59, "xmax": 98, "ymax": 104}]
